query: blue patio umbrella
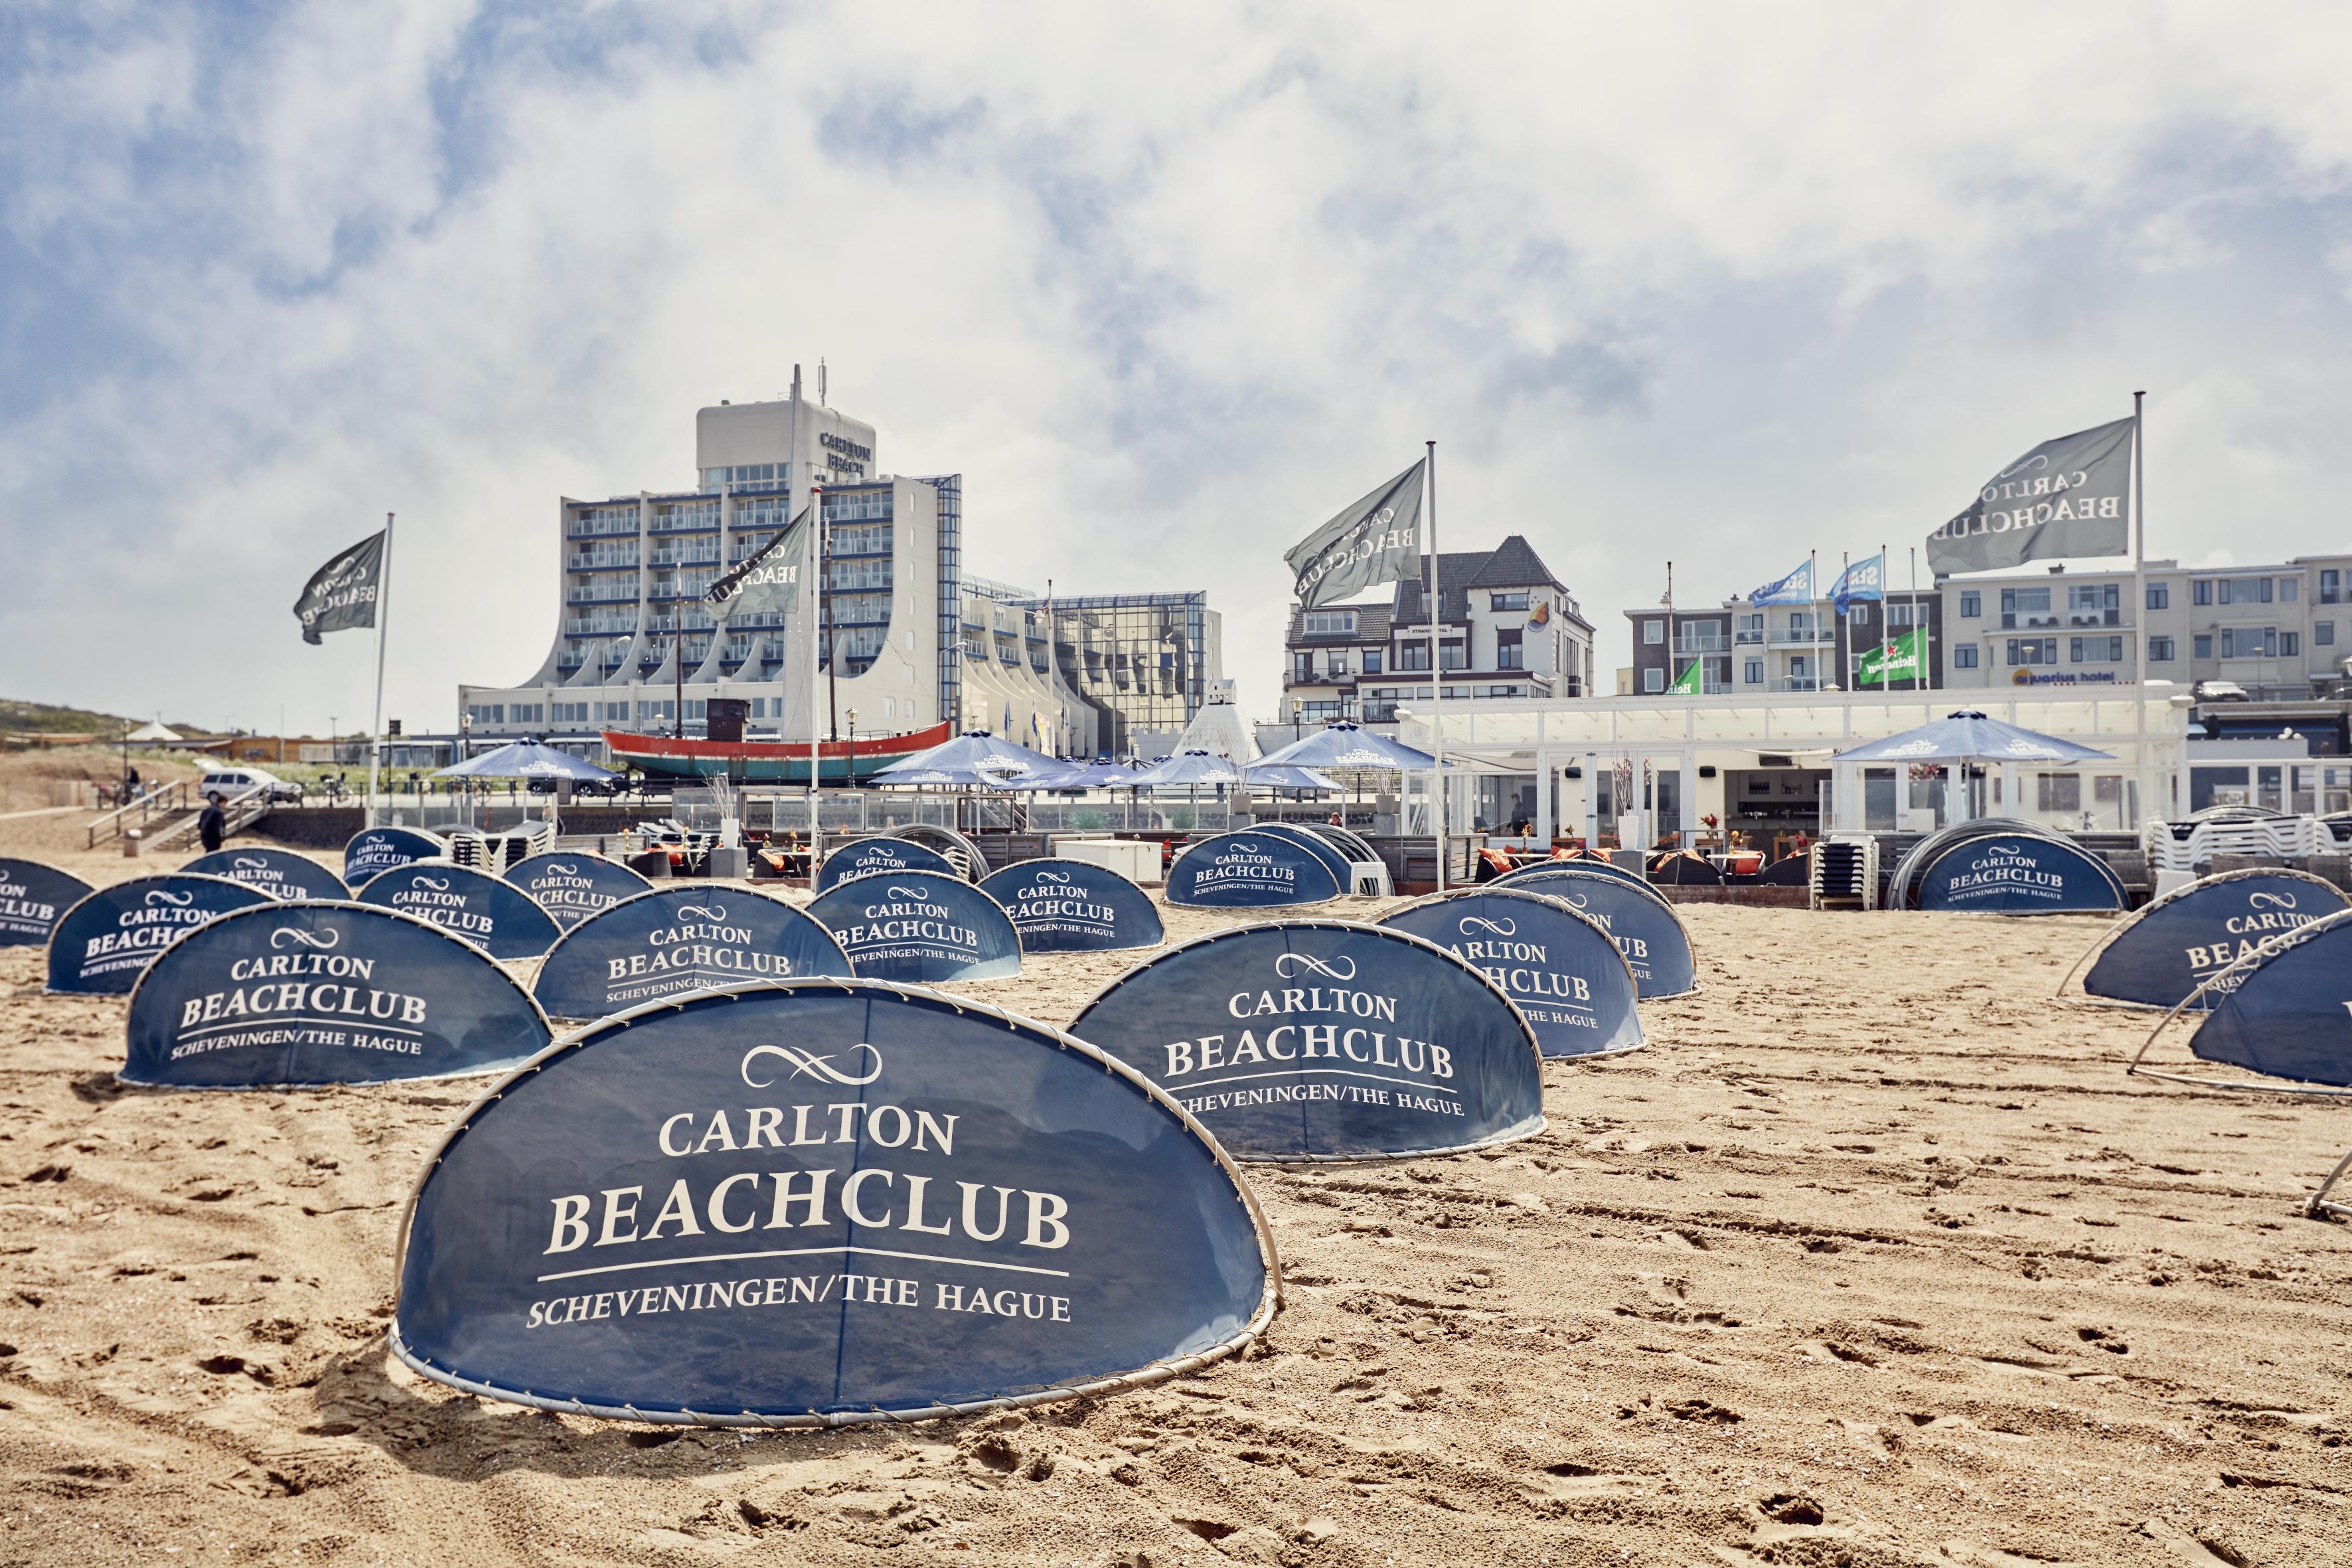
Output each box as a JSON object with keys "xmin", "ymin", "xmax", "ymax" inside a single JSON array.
[
  {"xmin": 1046, "ymin": 759, "xmax": 1143, "ymax": 789},
  {"xmin": 1120, "ymin": 750, "xmax": 1243, "ymax": 789},
  {"xmin": 1255, "ymin": 721, "xmax": 1450, "ymax": 773},
  {"xmin": 874, "ymin": 730, "xmax": 1066, "ymax": 786},
  {"xmin": 1832, "ymin": 710, "xmax": 2113, "ymax": 766},
  {"xmin": 1243, "ymin": 761, "xmax": 1344, "ymax": 793},
  {"xmin": 433, "ymin": 740, "xmax": 620, "ymax": 783}
]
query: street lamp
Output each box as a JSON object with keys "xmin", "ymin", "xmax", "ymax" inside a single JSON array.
[{"xmin": 844, "ymin": 709, "xmax": 858, "ymax": 789}]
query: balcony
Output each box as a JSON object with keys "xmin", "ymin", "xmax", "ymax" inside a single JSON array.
[
  {"xmin": 2000, "ymin": 613, "xmax": 2062, "ymax": 631},
  {"xmin": 1768, "ymin": 628, "xmax": 1833, "ymax": 647},
  {"xmin": 1767, "ymin": 676, "xmax": 1822, "ymax": 692},
  {"xmin": 1674, "ymin": 631, "xmax": 1729, "ymax": 655}
]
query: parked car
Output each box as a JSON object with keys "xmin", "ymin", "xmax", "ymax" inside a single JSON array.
[
  {"xmin": 198, "ymin": 767, "xmax": 304, "ymax": 804},
  {"xmin": 2193, "ymin": 680, "xmax": 2251, "ymax": 703}
]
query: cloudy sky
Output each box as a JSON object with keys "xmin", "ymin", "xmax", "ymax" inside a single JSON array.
[{"xmin": 8, "ymin": 2, "xmax": 2352, "ymax": 735}]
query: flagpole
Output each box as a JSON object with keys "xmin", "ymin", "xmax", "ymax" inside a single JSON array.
[
  {"xmin": 365, "ymin": 512, "xmax": 394, "ymax": 829},
  {"xmin": 1427, "ymin": 439, "xmax": 1445, "ymax": 894},
  {"xmin": 2132, "ymin": 390, "xmax": 2147, "ymax": 696},
  {"xmin": 789, "ymin": 368, "xmax": 817, "ymax": 882}
]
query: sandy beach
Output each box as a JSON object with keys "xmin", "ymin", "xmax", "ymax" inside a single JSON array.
[{"xmin": 5, "ymin": 840, "xmax": 2351, "ymax": 1566}]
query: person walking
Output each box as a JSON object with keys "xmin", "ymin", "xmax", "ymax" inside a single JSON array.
[{"xmin": 198, "ymin": 791, "xmax": 227, "ymax": 853}]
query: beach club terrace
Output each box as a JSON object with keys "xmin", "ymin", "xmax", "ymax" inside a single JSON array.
[{"xmin": 1392, "ymin": 686, "xmax": 2193, "ymax": 853}]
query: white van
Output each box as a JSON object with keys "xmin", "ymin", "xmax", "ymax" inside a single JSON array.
[{"xmin": 198, "ymin": 767, "xmax": 303, "ymax": 804}]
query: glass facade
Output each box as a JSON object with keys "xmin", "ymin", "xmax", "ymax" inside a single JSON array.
[{"xmin": 1010, "ymin": 592, "xmax": 1212, "ymax": 757}]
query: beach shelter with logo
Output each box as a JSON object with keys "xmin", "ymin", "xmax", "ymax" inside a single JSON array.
[
  {"xmin": 805, "ymin": 872, "xmax": 1022, "ymax": 982},
  {"xmin": 390, "ymin": 980, "xmax": 1277, "ymax": 1426},
  {"xmin": 1378, "ymin": 887, "xmax": 1643, "ymax": 1058},
  {"xmin": 502, "ymin": 852, "xmax": 653, "ymax": 931},
  {"xmin": 345, "ymin": 826, "xmax": 449, "ymax": 886},
  {"xmin": 2060, "ymin": 868, "xmax": 2350, "ymax": 1010},
  {"xmin": 532, "ymin": 886, "xmax": 854, "ymax": 1021},
  {"xmin": 2129, "ymin": 908, "xmax": 2352, "ymax": 1103},
  {"xmin": 47, "ymin": 874, "xmax": 272, "ymax": 994},
  {"xmin": 121, "ymin": 901, "xmax": 554, "ymax": 1089},
  {"xmin": 977, "ymin": 858, "xmax": 1164, "ymax": 953},
  {"xmin": 183, "ymin": 847, "xmax": 349, "ymax": 903},
  {"xmin": 0, "ymin": 859, "xmax": 96, "ymax": 948},
  {"xmin": 1472, "ymin": 864, "xmax": 1696, "ymax": 998},
  {"xmin": 1165, "ymin": 830, "xmax": 1342, "ymax": 908},
  {"xmin": 817, "ymin": 836, "xmax": 962, "ymax": 894},
  {"xmin": 356, "ymin": 862, "xmax": 562, "ymax": 961},
  {"xmin": 1909, "ymin": 832, "xmax": 2124, "ymax": 915},
  {"xmin": 1070, "ymin": 920, "xmax": 1545, "ymax": 1161}
]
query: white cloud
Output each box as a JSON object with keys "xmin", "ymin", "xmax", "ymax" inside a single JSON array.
[{"xmin": 7, "ymin": 1, "xmax": 2352, "ymax": 732}]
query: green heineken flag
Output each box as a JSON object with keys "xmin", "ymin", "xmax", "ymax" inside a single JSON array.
[
  {"xmin": 1855, "ymin": 626, "xmax": 1928, "ymax": 687},
  {"xmin": 1667, "ymin": 659, "xmax": 1703, "ymax": 696}
]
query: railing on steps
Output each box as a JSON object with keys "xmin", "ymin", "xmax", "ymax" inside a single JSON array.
[
  {"xmin": 147, "ymin": 787, "xmax": 272, "ymax": 853},
  {"xmin": 85, "ymin": 782, "xmax": 195, "ymax": 849}
]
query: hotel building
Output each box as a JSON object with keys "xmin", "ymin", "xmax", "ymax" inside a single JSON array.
[{"xmin": 457, "ymin": 384, "xmax": 1217, "ymax": 759}]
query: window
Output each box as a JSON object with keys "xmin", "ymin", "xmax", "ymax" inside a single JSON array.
[
  {"xmin": 1736, "ymin": 613, "xmax": 1764, "ymax": 643},
  {"xmin": 2281, "ymin": 577, "xmax": 2300, "ymax": 603},
  {"xmin": 1643, "ymin": 619, "xmax": 1664, "ymax": 645},
  {"xmin": 1324, "ymin": 651, "xmax": 1352, "ymax": 678},
  {"xmin": 2220, "ymin": 577, "xmax": 2273, "ymax": 605},
  {"xmin": 1496, "ymin": 628, "xmax": 1524, "ymax": 669},
  {"xmin": 2220, "ymin": 627, "xmax": 2278, "ymax": 659},
  {"xmin": 2323, "ymin": 568, "xmax": 2342, "ymax": 605},
  {"xmin": 2193, "ymin": 580, "xmax": 2214, "ymax": 606},
  {"xmin": 1289, "ymin": 654, "xmax": 1312, "ymax": 682},
  {"xmin": 1363, "ymin": 649, "xmax": 1382, "ymax": 674},
  {"xmin": 2146, "ymin": 584, "xmax": 2169, "ymax": 610},
  {"xmin": 2317, "ymin": 621, "xmax": 2336, "ymax": 647},
  {"xmin": 1959, "ymin": 591, "xmax": 1981, "ymax": 619},
  {"xmin": 2037, "ymin": 773, "xmax": 2082, "ymax": 813},
  {"xmin": 1440, "ymin": 638, "xmax": 1466, "ymax": 671},
  {"xmin": 1302, "ymin": 609, "xmax": 1358, "ymax": 636},
  {"xmin": 2069, "ymin": 636, "xmax": 2123, "ymax": 663},
  {"xmin": 1743, "ymin": 657, "xmax": 1763, "ymax": 684},
  {"xmin": 1952, "ymin": 645, "xmax": 1979, "ymax": 669},
  {"xmin": 2148, "ymin": 636, "xmax": 2175, "ymax": 662},
  {"xmin": 2000, "ymin": 587, "xmax": 2053, "ymax": 629},
  {"xmin": 1397, "ymin": 639, "xmax": 1430, "ymax": 671},
  {"xmin": 1644, "ymin": 668, "xmax": 1665, "ymax": 693},
  {"xmin": 1490, "ymin": 591, "xmax": 1528, "ymax": 612},
  {"xmin": 2283, "ymin": 631, "xmax": 2302, "ymax": 657},
  {"xmin": 2193, "ymin": 633, "xmax": 2213, "ymax": 659},
  {"xmin": 2007, "ymin": 638, "xmax": 2057, "ymax": 666},
  {"xmin": 1886, "ymin": 602, "xmax": 1921, "ymax": 629}
]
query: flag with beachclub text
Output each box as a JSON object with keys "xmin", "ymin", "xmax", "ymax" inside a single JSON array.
[
  {"xmin": 707, "ymin": 505, "xmax": 810, "ymax": 623},
  {"xmin": 1927, "ymin": 417, "xmax": 2134, "ymax": 576},
  {"xmin": 293, "ymin": 530, "xmax": 386, "ymax": 645},
  {"xmin": 1285, "ymin": 461, "xmax": 1427, "ymax": 609}
]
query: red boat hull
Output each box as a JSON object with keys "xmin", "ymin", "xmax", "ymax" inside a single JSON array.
[{"xmin": 601, "ymin": 721, "xmax": 951, "ymax": 783}]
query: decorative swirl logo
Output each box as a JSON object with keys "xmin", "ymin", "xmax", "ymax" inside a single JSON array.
[
  {"xmin": 2248, "ymin": 890, "xmax": 2300, "ymax": 910},
  {"xmin": 1458, "ymin": 915, "xmax": 1518, "ymax": 937},
  {"xmin": 742, "ymin": 1043, "xmax": 883, "ymax": 1088},
  {"xmin": 887, "ymin": 884, "xmax": 931, "ymax": 900},
  {"xmin": 416, "ymin": 876, "xmax": 451, "ymax": 892},
  {"xmin": 676, "ymin": 903, "xmax": 729, "ymax": 923},
  {"xmin": 145, "ymin": 889, "xmax": 196, "ymax": 907},
  {"xmin": 234, "ymin": 856, "xmax": 267, "ymax": 872},
  {"xmin": 545, "ymin": 862, "xmax": 578, "ymax": 875},
  {"xmin": 1034, "ymin": 870, "xmax": 1073, "ymax": 886},
  {"xmin": 1273, "ymin": 952, "xmax": 1357, "ymax": 981},
  {"xmin": 270, "ymin": 927, "xmax": 342, "ymax": 951},
  {"xmin": 1996, "ymin": 452, "xmax": 2052, "ymax": 481}
]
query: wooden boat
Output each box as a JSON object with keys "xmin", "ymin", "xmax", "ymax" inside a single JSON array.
[{"xmin": 601, "ymin": 720, "xmax": 951, "ymax": 783}]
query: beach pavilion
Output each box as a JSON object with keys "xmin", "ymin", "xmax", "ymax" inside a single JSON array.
[{"xmin": 1391, "ymin": 688, "xmax": 2193, "ymax": 850}]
